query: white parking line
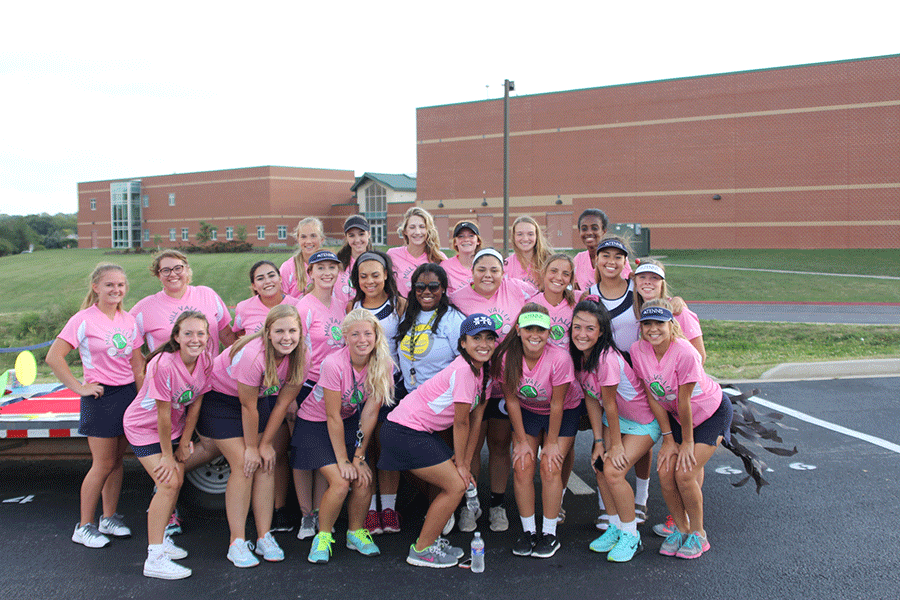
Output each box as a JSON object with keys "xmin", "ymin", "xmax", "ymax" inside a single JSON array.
[{"xmin": 742, "ymin": 394, "xmax": 900, "ymax": 454}]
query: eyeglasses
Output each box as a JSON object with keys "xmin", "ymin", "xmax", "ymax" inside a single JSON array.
[
  {"xmin": 413, "ymin": 281, "xmax": 442, "ymax": 293},
  {"xmin": 159, "ymin": 265, "xmax": 185, "ymax": 276}
]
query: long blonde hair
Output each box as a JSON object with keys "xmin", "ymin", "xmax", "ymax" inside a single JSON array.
[
  {"xmin": 292, "ymin": 217, "xmax": 325, "ymax": 294},
  {"xmin": 632, "ymin": 258, "xmax": 671, "ymax": 318},
  {"xmin": 81, "ymin": 263, "xmax": 128, "ymax": 311},
  {"xmin": 397, "ymin": 207, "xmax": 446, "ymax": 263},
  {"xmin": 150, "ymin": 249, "xmax": 193, "ymax": 285},
  {"xmin": 511, "ymin": 215, "xmax": 552, "ymax": 278},
  {"xmin": 229, "ymin": 304, "xmax": 306, "ymax": 389},
  {"xmin": 342, "ymin": 308, "xmax": 394, "ymax": 407}
]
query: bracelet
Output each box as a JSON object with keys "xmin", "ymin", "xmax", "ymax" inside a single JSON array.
[
  {"xmin": 594, "ymin": 438, "xmax": 603, "ymax": 444},
  {"xmin": 354, "ymin": 455, "xmax": 366, "ymax": 461},
  {"xmin": 660, "ymin": 431, "xmax": 673, "ymax": 436}
]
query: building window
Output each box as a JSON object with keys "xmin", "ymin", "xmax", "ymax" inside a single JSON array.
[
  {"xmin": 182, "ymin": 228, "xmax": 189, "ymax": 242},
  {"xmin": 143, "ymin": 229, "xmax": 150, "ymax": 242},
  {"xmin": 226, "ymin": 226, "xmax": 233, "ymax": 241},
  {"xmin": 257, "ymin": 226, "xmax": 265, "ymax": 240},
  {"xmin": 210, "ymin": 228, "xmax": 217, "ymax": 241},
  {"xmin": 277, "ymin": 225, "xmax": 287, "ymax": 240},
  {"xmin": 142, "ymin": 195, "xmax": 149, "ymax": 208},
  {"xmin": 169, "ymin": 228, "xmax": 176, "ymax": 241},
  {"xmin": 90, "ymin": 198, "xmax": 96, "ymax": 210},
  {"xmin": 109, "ymin": 180, "xmax": 142, "ymax": 249},
  {"xmin": 363, "ymin": 183, "xmax": 388, "ymax": 245},
  {"xmin": 169, "ymin": 193, "xmax": 176, "ymax": 206}
]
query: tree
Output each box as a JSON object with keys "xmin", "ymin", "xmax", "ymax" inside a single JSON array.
[
  {"xmin": 236, "ymin": 226, "xmax": 247, "ymax": 242},
  {"xmin": 196, "ymin": 221, "xmax": 214, "ymax": 244}
]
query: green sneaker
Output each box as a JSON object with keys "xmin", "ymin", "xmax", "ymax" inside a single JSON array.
[
  {"xmin": 308, "ymin": 532, "xmax": 335, "ymax": 564},
  {"xmin": 346, "ymin": 528, "xmax": 380, "ymax": 556},
  {"xmin": 608, "ymin": 530, "xmax": 643, "ymax": 562},
  {"xmin": 589, "ymin": 524, "xmax": 621, "ymax": 553}
]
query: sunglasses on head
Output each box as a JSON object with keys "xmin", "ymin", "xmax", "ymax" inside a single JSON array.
[{"xmin": 413, "ymin": 281, "xmax": 442, "ymax": 292}]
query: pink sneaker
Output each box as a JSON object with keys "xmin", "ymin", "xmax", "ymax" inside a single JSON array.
[
  {"xmin": 365, "ymin": 509, "xmax": 382, "ymax": 535},
  {"xmin": 381, "ymin": 508, "xmax": 401, "ymax": 533}
]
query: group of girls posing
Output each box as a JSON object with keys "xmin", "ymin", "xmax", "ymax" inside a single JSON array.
[{"xmin": 49, "ymin": 206, "xmax": 730, "ymax": 577}]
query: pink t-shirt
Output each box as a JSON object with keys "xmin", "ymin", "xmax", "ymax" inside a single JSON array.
[
  {"xmin": 505, "ymin": 254, "xmax": 541, "ymax": 290},
  {"xmin": 387, "ymin": 246, "xmax": 430, "ymax": 297},
  {"xmin": 295, "ymin": 293, "xmax": 345, "ymax": 381},
  {"xmin": 389, "ymin": 355, "xmax": 486, "ymax": 434},
  {"xmin": 123, "ymin": 349, "xmax": 214, "ymax": 446},
  {"xmin": 440, "ymin": 255, "xmax": 474, "ymax": 295},
  {"xmin": 130, "ymin": 286, "xmax": 231, "ymax": 353},
  {"xmin": 506, "ymin": 344, "xmax": 578, "ymax": 416},
  {"xmin": 57, "ymin": 305, "xmax": 141, "ymax": 386},
  {"xmin": 279, "ymin": 255, "xmax": 307, "ymax": 298},
  {"xmin": 298, "ymin": 347, "xmax": 369, "ymax": 422},
  {"xmin": 232, "ymin": 294, "xmax": 302, "ymax": 335},
  {"xmin": 530, "ymin": 291, "xmax": 583, "ymax": 351},
  {"xmin": 629, "ymin": 337, "xmax": 722, "ymax": 427},
  {"xmin": 576, "ymin": 348, "xmax": 655, "ymax": 425},
  {"xmin": 449, "ymin": 279, "xmax": 534, "ymax": 342},
  {"xmin": 674, "ymin": 305, "xmax": 703, "ymax": 341},
  {"xmin": 332, "ymin": 259, "xmax": 356, "ymax": 306},
  {"xmin": 209, "ymin": 337, "xmax": 292, "ymax": 398},
  {"xmin": 573, "ymin": 250, "xmax": 631, "ymax": 291}
]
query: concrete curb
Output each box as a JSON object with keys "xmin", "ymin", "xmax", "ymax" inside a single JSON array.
[{"xmin": 760, "ymin": 358, "xmax": 900, "ymax": 380}]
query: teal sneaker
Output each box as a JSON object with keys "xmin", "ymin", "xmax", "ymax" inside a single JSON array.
[
  {"xmin": 227, "ymin": 538, "xmax": 260, "ymax": 568},
  {"xmin": 589, "ymin": 524, "xmax": 621, "ymax": 553},
  {"xmin": 608, "ymin": 530, "xmax": 643, "ymax": 562},
  {"xmin": 254, "ymin": 532, "xmax": 285, "ymax": 562},
  {"xmin": 346, "ymin": 528, "xmax": 380, "ymax": 556},
  {"xmin": 308, "ymin": 532, "xmax": 335, "ymax": 564},
  {"xmin": 659, "ymin": 529, "xmax": 684, "ymax": 556}
]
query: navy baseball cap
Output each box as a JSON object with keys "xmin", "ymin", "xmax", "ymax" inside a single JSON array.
[
  {"xmin": 307, "ymin": 250, "xmax": 340, "ymax": 266},
  {"xmin": 460, "ymin": 313, "xmax": 497, "ymax": 337}
]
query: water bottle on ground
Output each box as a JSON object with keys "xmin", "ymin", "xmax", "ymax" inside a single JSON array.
[
  {"xmin": 471, "ymin": 532, "xmax": 485, "ymax": 573},
  {"xmin": 465, "ymin": 483, "xmax": 480, "ymax": 514}
]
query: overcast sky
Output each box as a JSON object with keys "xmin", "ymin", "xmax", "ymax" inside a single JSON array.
[{"xmin": 1, "ymin": 0, "xmax": 896, "ymax": 216}]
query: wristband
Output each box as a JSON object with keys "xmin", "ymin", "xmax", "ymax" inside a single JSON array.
[
  {"xmin": 594, "ymin": 438, "xmax": 603, "ymax": 445},
  {"xmin": 661, "ymin": 431, "xmax": 673, "ymax": 436}
]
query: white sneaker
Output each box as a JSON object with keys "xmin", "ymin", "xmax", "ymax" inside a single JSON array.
[
  {"xmin": 163, "ymin": 536, "xmax": 188, "ymax": 560},
  {"xmin": 72, "ymin": 523, "xmax": 110, "ymax": 548},
  {"xmin": 458, "ymin": 506, "xmax": 480, "ymax": 532},
  {"xmin": 98, "ymin": 513, "xmax": 131, "ymax": 538},
  {"xmin": 144, "ymin": 553, "xmax": 192, "ymax": 580},
  {"xmin": 442, "ymin": 512, "xmax": 455, "ymax": 536},
  {"xmin": 297, "ymin": 513, "xmax": 316, "ymax": 540},
  {"xmin": 227, "ymin": 538, "xmax": 260, "ymax": 568},
  {"xmin": 253, "ymin": 531, "xmax": 285, "ymax": 562},
  {"xmin": 489, "ymin": 506, "xmax": 509, "ymax": 532}
]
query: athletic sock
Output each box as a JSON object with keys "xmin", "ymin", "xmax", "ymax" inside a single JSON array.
[
  {"xmin": 490, "ymin": 492, "xmax": 505, "ymax": 508},
  {"xmin": 542, "ymin": 516, "xmax": 559, "ymax": 537},
  {"xmin": 609, "ymin": 514, "xmax": 622, "ymax": 530},
  {"xmin": 381, "ymin": 494, "xmax": 397, "ymax": 511},
  {"xmin": 368, "ymin": 497, "xmax": 378, "ymax": 511},
  {"xmin": 520, "ymin": 514, "xmax": 536, "ymax": 534},
  {"xmin": 597, "ymin": 494, "xmax": 606, "ymax": 511},
  {"xmin": 635, "ymin": 477, "xmax": 650, "ymax": 506},
  {"xmin": 620, "ymin": 519, "xmax": 638, "ymax": 536}
]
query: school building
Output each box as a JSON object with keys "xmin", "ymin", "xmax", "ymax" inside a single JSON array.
[{"xmin": 416, "ymin": 54, "xmax": 900, "ymax": 249}]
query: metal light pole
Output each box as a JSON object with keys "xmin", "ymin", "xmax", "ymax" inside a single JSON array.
[{"xmin": 503, "ymin": 79, "xmax": 514, "ymax": 256}]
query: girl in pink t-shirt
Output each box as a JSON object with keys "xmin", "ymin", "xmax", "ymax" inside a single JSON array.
[
  {"xmin": 387, "ymin": 207, "xmax": 447, "ymax": 297},
  {"xmin": 291, "ymin": 309, "xmax": 394, "ymax": 564},
  {"xmin": 333, "ymin": 215, "xmax": 374, "ymax": 306},
  {"xmin": 493, "ymin": 303, "xmax": 579, "ymax": 559},
  {"xmin": 530, "ymin": 253, "xmax": 583, "ymax": 351},
  {"xmin": 123, "ymin": 311, "xmax": 213, "ymax": 579},
  {"xmin": 506, "ymin": 216, "xmax": 552, "ymax": 291},
  {"xmin": 380, "ymin": 313, "xmax": 497, "ymax": 567},
  {"xmin": 448, "ymin": 248, "xmax": 535, "ymax": 533},
  {"xmin": 130, "ymin": 250, "xmax": 234, "ymax": 354},
  {"xmin": 279, "ymin": 217, "xmax": 325, "ymax": 298},
  {"xmin": 441, "ymin": 220, "xmax": 482, "ymax": 295},
  {"xmin": 196, "ymin": 305, "xmax": 306, "ymax": 567},
  {"xmin": 233, "ymin": 260, "xmax": 302, "ymax": 336},
  {"xmin": 46, "ymin": 263, "xmax": 144, "ymax": 550},
  {"xmin": 574, "ymin": 209, "xmax": 632, "ymax": 291},
  {"xmin": 629, "ymin": 299, "xmax": 731, "ymax": 561},
  {"xmin": 570, "ymin": 298, "xmax": 660, "ymax": 563}
]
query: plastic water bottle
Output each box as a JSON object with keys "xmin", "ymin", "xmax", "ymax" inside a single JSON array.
[
  {"xmin": 465, "ymin": 483, "xmax": 480, "ymax": 514},
  {"xmin": 470, "ymin": 532, "xmax": 485, "ymax": 573}
]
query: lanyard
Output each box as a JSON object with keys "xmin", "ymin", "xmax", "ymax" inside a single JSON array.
[{"xmin": 408, "ymin": 311, "xmax": 437, "ymax": 385}]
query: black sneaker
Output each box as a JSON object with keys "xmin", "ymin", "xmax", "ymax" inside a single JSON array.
[
  {"xmin": 512, "ymin": 532, "xmax": 538, "ymax": 556},
  {"xmin": 271, "ymin": 507, "xmax": 295, "ymax": 533},
  {"xmin": 532, "ymin": 533, "xmax": 561, "ymax": 559}
]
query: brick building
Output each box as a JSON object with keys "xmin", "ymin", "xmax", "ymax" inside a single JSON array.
[{"xmin": 416, "ymin": 54, "xmax": 900, "ymax": 249}]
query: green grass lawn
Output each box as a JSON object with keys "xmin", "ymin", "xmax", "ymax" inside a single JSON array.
[{"xmin": 1, "ymin": 247, "xmax": 898, "ymax": 382}]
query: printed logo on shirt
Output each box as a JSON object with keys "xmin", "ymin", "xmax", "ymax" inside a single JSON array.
[
  {"xmin": 550, "ymin": 324, "xmax": 566, "ymax": 341},
  {"xmin": 647, "ymin": 377, "xmax": 676, "ymax": 401},
  {"xmin": 517, "ymin": 378, "xmax": 549, "ymax": 406},
  {"xmin": 111, "ymin": 333, "xmax": 128, "ymax": 350},
  {"xmin": 263, "ymin": 385, "xmax": 280, "ymax": 396},
  {"xmin": 488, "ymin": 309, "xmax": 512, "ymax": 337},
  {"xmin": 400, "ymin": 323, "xmax": 433, "ymax": 360},
  {"xmin": 649, "ymin": 381, "xmax": 665, "ymax": 397},
  {"xmin": 177, "ymin": 390, "xmax": 194, "ymax": 404},
  {"xmin": 104, "ymin": 329, "xmax": 134, "ymax": 358},
  {"xmin": 169, "ymin": 305, "xmax": 196, "ymax": 325},
  {"xmin": 330, "ymin": 325, "xmax": 342, "ymax": 342}
]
